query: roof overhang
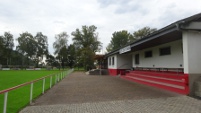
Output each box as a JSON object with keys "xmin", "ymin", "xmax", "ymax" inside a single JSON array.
[
  {"xmin": 105, "ymin": 13, "xmax": 201, "ymax": 57},
  {"xmin": 130, "ymin": 29, "xmax": 182, "ymax": 52}
]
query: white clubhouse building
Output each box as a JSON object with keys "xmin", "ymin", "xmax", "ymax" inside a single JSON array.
[{"xmin": 106, "ymin": 13, "xmax": 201, "ymax": 96}]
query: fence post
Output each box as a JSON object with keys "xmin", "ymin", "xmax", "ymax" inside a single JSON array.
[
  {"xmin": 50, "ymin": 76, "xmax": 52, "ymax": 88},
  {"xmin": 3, "ymin": 92, "xmax": 8, "ymax": 113},
  {"xmin": 57, "ymin": 74, "xmax": 59, "ymax": 82},
  {"xmin": 55, "ymin": 74, "xmax": 57, "ymax": 84},
  {"xmin": 42, "ymin": 78, "xmax": 45, "ymax": 94},
  {"xmin": 30, "ymin": 83, "xmax": 33, "ymax": 104}
]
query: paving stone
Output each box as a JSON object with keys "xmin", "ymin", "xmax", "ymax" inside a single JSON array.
[
  {"xmin": 19, "ymin": 72, "xmax": 201, "ymax": 113},
  {"xmin": 20, "ymin": 96, "xmax": 201, "ymax": 113}
]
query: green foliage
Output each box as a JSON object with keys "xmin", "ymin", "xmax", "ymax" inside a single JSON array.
[
  {"xmin": 67, "ymin": 44, "xmax": 76, "ymax": 68},
  {"xmin": 9, "ymin": 50, "xmax": 25, "ymax": 66},
  {"xmin": 133, "ymin": 26, "xmax": 157, "ymax": 39},
  {"xmin": 0, "ymin": 70, "xmax": 62, "ymax": 113},
  {"xmin": 58, "ymin": 46, "xmax": 68, "ymax": 69},
  {"xmin": 16, "ymin": 32, "xmax": 49, "ymax": 67},
  {"xmin": 53, "ymin": 32, "xmax": 68, "ymax": 55},
  {"xmin": 106, "ymin": 30, "xmax": 133, "ymax": 52},
  {"xmin": 72, "ymin": 25, "xmax": 101, "ymax": 70},
  {"xmin": 16, "ymin": 32, "xmax": 36, "ymax": 57},
  {"xmin": 0, "ymin": 32, "xmax": 14, "ymax": 65},
  {"xmin": 34, "ymin": 32, "xmax": 49, "ymax": 67},
  {"xmin": 106, "ymin": 27, "xmax": 157, "ymax": 52},
  {"xmin": 46, "ymin": 54, "xmax": 59, "ymax": 67},
  {"xmin": 53, "ymin": 32, "xmax": 69, "ymax": 69},
  {"xmin": 0, "ymin": 36, "xmax": 4, "ymax": 58}
]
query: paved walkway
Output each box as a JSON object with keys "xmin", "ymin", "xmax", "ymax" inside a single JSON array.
[{"xmin": 20, "ymin": 72, "xmax": 201, "ymax": 113}]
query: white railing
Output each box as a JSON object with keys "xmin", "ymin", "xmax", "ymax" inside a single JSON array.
[{"xmin": 0, "ymin": 69, "xmax": 74, "ymax": 113}]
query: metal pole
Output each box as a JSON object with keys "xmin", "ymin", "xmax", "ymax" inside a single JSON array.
[
  {"xmin": 55, "ymin": 74, "xmax": 57, "ymax": 84},
  {"xmin": 3, "ymin": 92, "xmax": 8, "ymax": 113},
  {"xmin": 30, "ymin": 83, "xmax": 33, "ymax": 104},
  {"xmin": 57, "ymin": 74, "xmax": 59, "ymax": 82},
  {"xmin": 50, "ymin": 76, "xmax": 52, "ymax": 88},
  {"xmin": 42, "ymin": 78, "xmax": 45, "ymax": 94}
]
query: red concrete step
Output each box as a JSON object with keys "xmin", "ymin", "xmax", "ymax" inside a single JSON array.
[
  {"xmin": 121, "ymin": 76, "xmax": 189, "ymax": 94},
  {"xmin": 129, "ymin": 71, "xmax": 188, "ymax": 82},
  {"xmin": 122, "ymin": 71, "xmax": 189, "ymax": 95},
  {"xmin": 125, "ymin": 73, "xmax": 186, "ymax": 86},
  {"xmin": 133, "ymin": 70, "xmax": 184, "ymax": 75},
  {"xmin": 132, "ymin": 70, "xmax": 184, "ymax": 76}
]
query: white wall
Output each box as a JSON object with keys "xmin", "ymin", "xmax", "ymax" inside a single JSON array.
[
  {"xmin": 132, "ymin": 40, "xmax": 183, "ymax": 68},
  {"xmin": 117, "ymin": 54, "xmax": 132, "ymax": 69},
  {"xmin": 108, "ymin": 54, "xmax": 132, "ymax": 69},
  {"xmin": 108, "ymin": 55, "xmax": 117, "ymax": 69},
  {"xmin": 183, "ymin": 31, "xmax": 201, "ymax": 74}
]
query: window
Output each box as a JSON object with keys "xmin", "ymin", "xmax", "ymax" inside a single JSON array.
[
  {"xmin": 112, "ymin": 57, "xmax": 115, "ymax": 65},
  {"xmin": 160, "ymin": 47, "xmax": 171, "ymax": 56},
  {"xmin": 135, "ymin": 54, "xmax": 139, "ymax": 64},
  {"xmin": 109, "ymin": 57, "xmax": 111, "ymax": 65},
  {"xmin": 145, "ymin": 51, "xmax": 152, "ymax": 58}
]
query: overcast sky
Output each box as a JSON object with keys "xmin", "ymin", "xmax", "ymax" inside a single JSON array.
[{"xmin": 0, "ymin": 0, "xmax": 201, "ymax": 54}]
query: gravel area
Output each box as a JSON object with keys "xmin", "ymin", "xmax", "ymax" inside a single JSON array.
[{"xmin": 19, "ymin": 72, "xmax": 201, "ymax": 113}]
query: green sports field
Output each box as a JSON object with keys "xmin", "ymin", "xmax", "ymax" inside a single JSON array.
[{"xmin": 0, "ymin": 70, "xmax": 67, "ymax": 113}]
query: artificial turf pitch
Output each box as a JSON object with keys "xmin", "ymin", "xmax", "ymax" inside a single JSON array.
[{"xmin": 0, "ymin": 70, "xmax": 65, "ymax": 113}]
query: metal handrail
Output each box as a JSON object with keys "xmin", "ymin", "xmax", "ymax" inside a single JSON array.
[
  {"xmin": 0, "ymin": 69, "xmax": 74, "ymax": 113},
  {"xmin": 0, "ymin": 74, "xmax": 54, "ymax": 94}
]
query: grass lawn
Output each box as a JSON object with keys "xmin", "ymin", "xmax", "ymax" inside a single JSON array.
[
  {"xmin": 0, "ymin": 70, "xmax": 68, "ymax": 113},
  {"xmin": 74, "ymin": 67, "xmax": 85, "ymax": 71}
]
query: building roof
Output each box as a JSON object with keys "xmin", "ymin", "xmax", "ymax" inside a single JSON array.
[
  {"xmin": 94, "ymin": 54, "xmax": 105, "ymax": 60},
  {"xmin": 106, "ymin": 13, "xmax": 201, "ymax": 57}
]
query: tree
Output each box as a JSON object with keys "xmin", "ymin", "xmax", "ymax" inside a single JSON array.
[
  {"xmin": 72, "ymin": 25, "xmax": 101, "ymax": 70},
  {"xmin": 46, "ymin": 54, "xmax": 59, "ymax": 67},
  {"xmin": 58, "ymin": 46, "xmax": 68, "ymax": 69},
  {"xmin": 16, "ymin": 32, "xmax": 37, "ymax": 66},
  {"xmin": 53, "ymin": 32, "xmax": 68, "ymax": 55},
  {"xmin": 34, "ymin": 32, "xmax": 48, "ymax": 67},
  {"xmin": 106, "ymin": 43, "xmax": 113, "ymax": 53},
  {"xmin": 10, "ymin": 50, "xmax": 22, "ymax": 65},
  {"xmin": 53, "ymin": 32, "xmax": 68, "ymax": 69},
  {"xmin": 0, "ymin": 32, "xmax": 14, "ymax": 65},
  {"xmin": 106, "ymin": 27, "xmax": 157, "ymax": 53},
  {"xmin": 133, "ymin": 27, "xmax": 157, "ymax": 39},
  {"xmin": 0, "ymin": 36, "xmax": 3, "ymax": 59},
  {"xmin": 67, "ymin": 44, "xmax": 76, "ymax": 68},
  {"xmin": 106, "ymin": 30, "xmax": 133, "ymax": 52}
]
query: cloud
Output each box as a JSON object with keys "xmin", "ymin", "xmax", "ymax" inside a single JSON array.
[
  {"xmin": 0, "ymin": 0, "xmax": 201, "ymax": 54},
  {"xmin": 97, "ymin": 0, "xmax": 132, "ymax": 7}
]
